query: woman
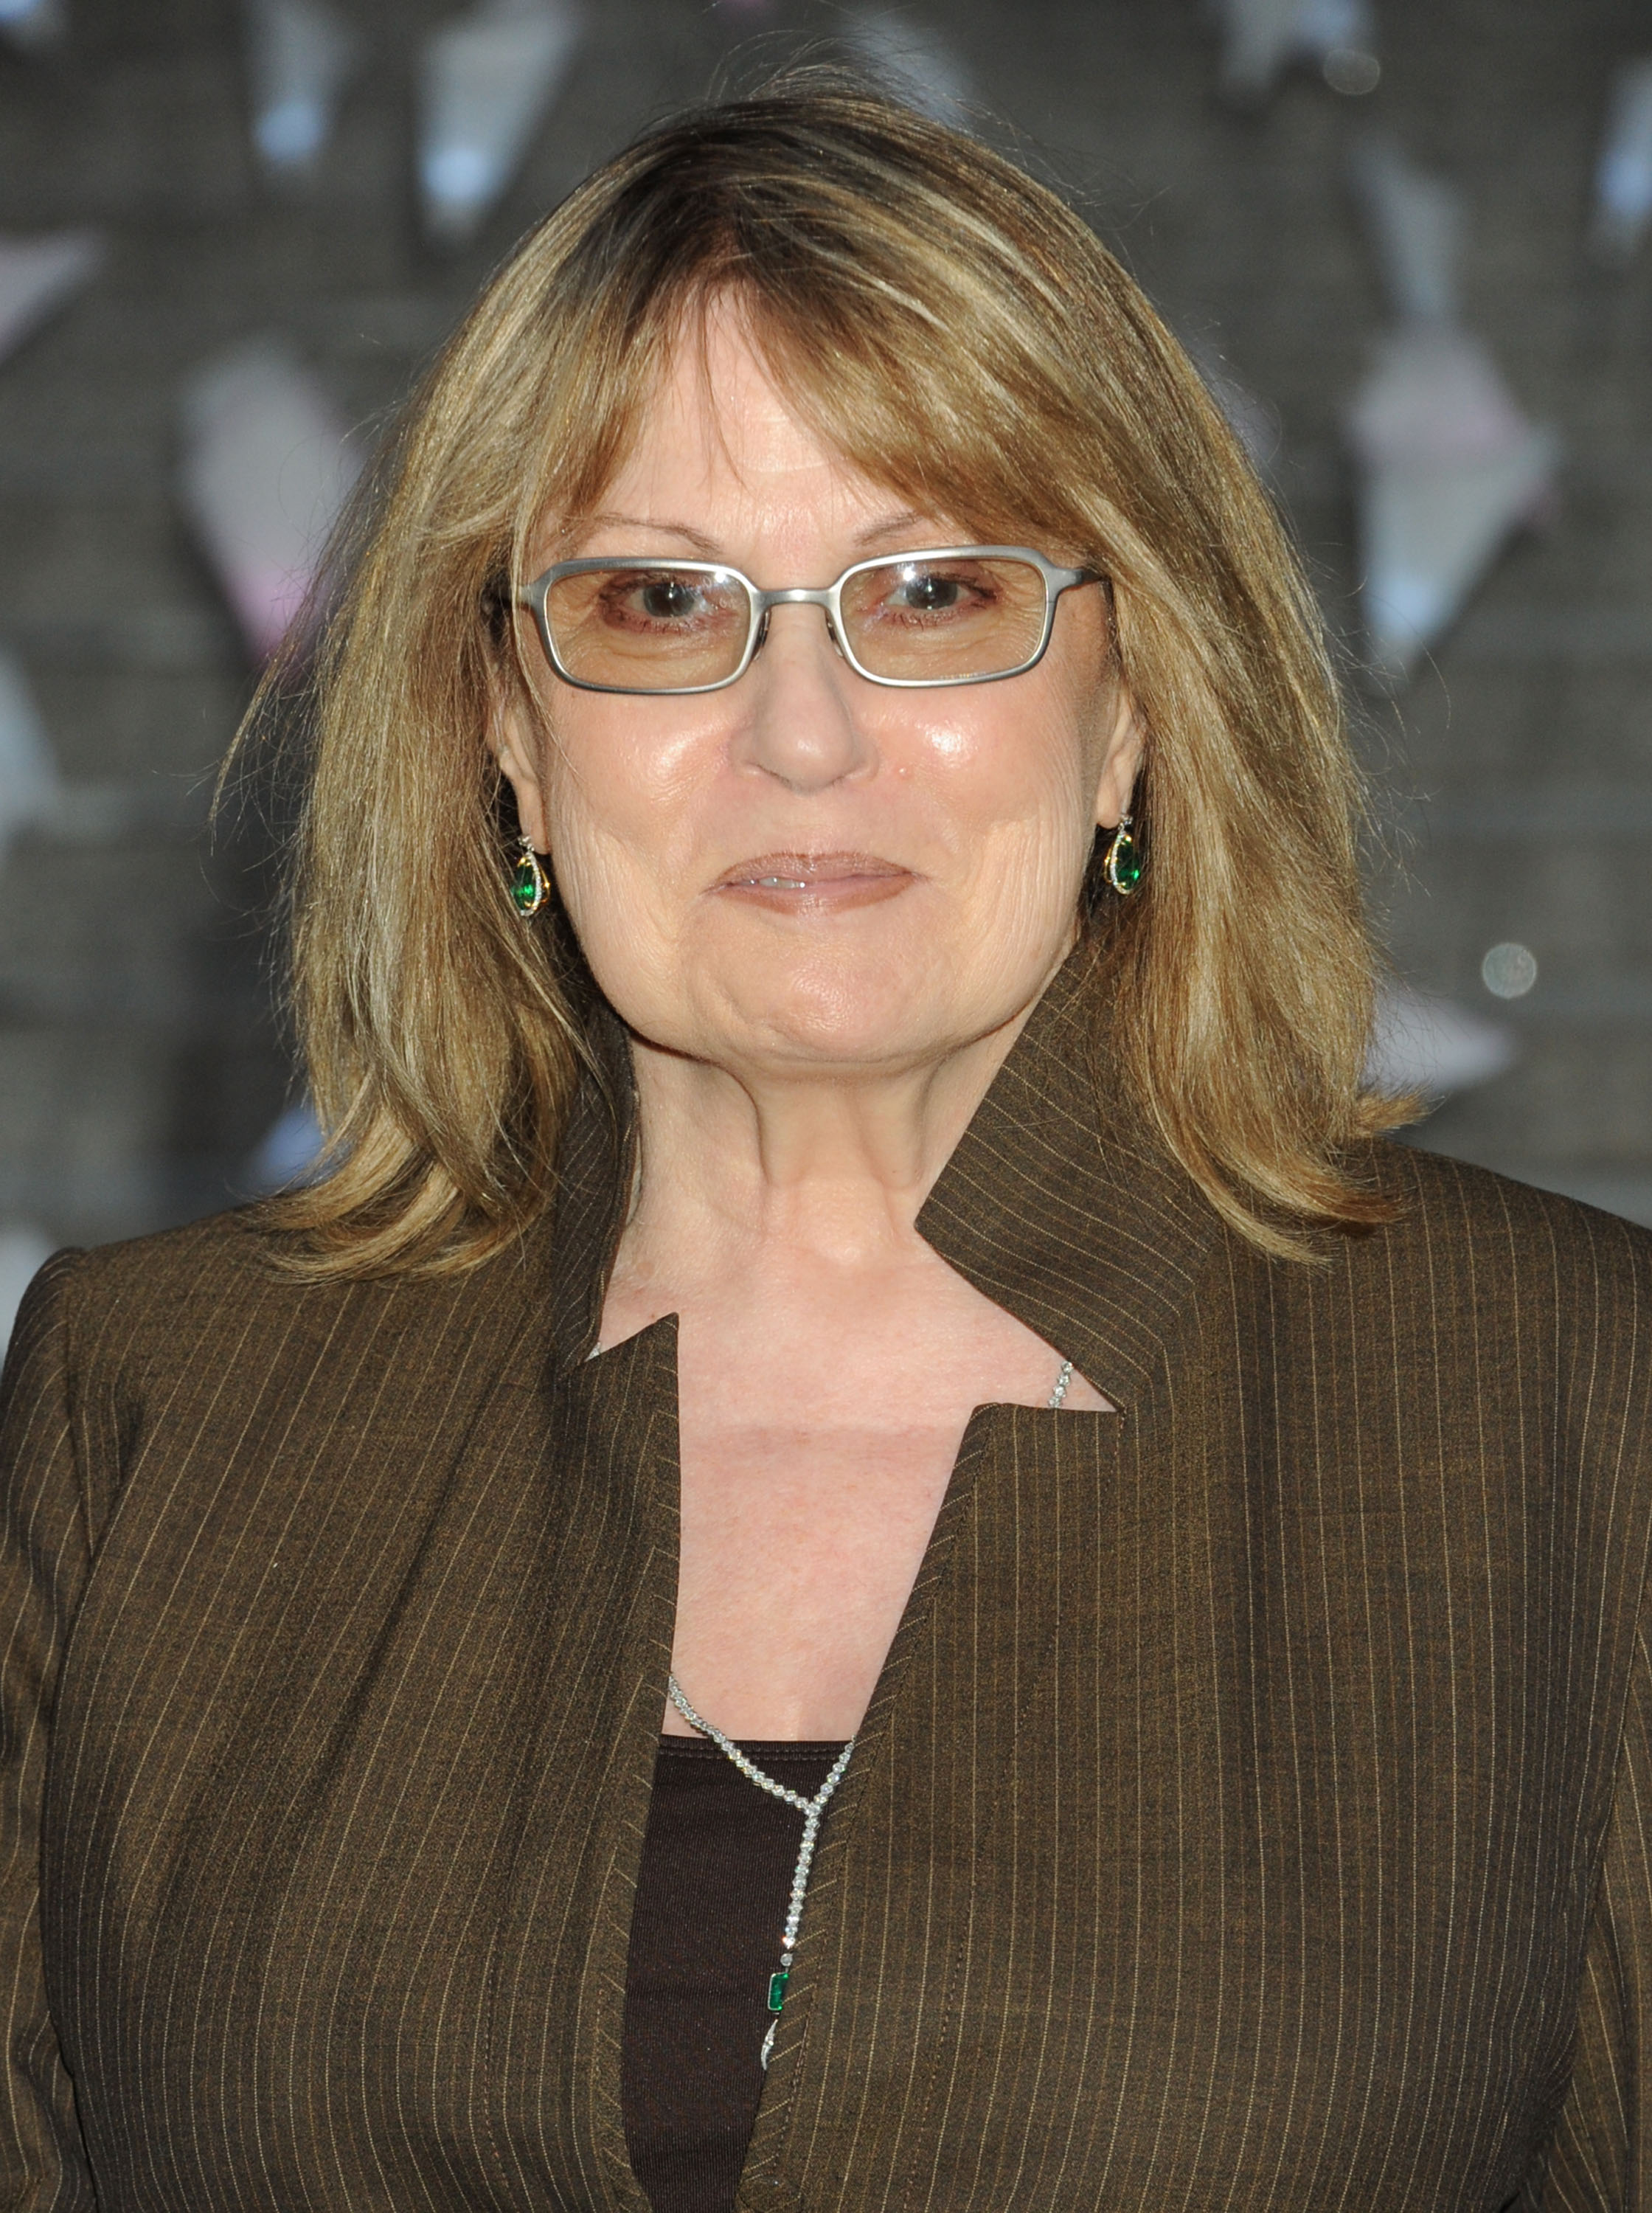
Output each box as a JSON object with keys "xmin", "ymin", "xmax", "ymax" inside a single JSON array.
[{"xmin": 1, "ymin": 79, "xmax": 1648, "ymax": 2213}]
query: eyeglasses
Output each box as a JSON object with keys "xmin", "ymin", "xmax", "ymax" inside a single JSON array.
[{"xmin": 514, "ymin": 546, "xmax": 1102, "ymax": 696}]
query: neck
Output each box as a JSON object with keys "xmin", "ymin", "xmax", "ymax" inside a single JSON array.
[
  {"xmin": 617, "ymin": 1008, "xmax": 1031, "ymax": 1285},
  {"xmin": 628, "ymin": 1022, "xmax": 1021, "ymax": 1275}
]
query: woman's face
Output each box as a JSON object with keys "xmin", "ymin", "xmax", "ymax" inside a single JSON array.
[{"xmin": 497, "ymin": 307, "xmax": 1142, "ymax": 1084}]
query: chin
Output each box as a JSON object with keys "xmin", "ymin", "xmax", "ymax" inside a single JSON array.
[{"xmin": 704, "ymin": 941, "xmax": 1009, "ymax": 1074}]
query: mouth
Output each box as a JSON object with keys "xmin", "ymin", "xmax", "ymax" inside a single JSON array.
[{"xmin": 713, "ymin": 851, "xmax": 916, "ymax": 912}]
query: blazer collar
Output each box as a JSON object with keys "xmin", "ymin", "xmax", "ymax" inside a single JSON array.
[
  {"xmin": 541, "ymin": 937, "xmax": 1224, "ymax": 1407},
  {"xmin": 914, "ymin": 938, "xmax": 1223, "ymax": 1407}
]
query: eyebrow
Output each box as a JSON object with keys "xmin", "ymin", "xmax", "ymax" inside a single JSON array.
[
  {"xmin": 575, "ymin": 512, "xmax": 723, "ymax": 556},
  {"xmin": 569, "ymin": 508, "xmax": 954, "ymax": 561},
  {"xmin": 850, "ymin": 510, "xmax": 941, "ymax": 550}
]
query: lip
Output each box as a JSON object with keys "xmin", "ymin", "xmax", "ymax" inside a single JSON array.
[{"xmin": 712, "ymin": 850, "xmax": 916, "ymax": 912}]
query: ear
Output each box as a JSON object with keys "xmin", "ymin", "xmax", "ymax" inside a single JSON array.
[
  {"xmin": 490, "ymin": 680, "xmax": 551, "ymax": 854},
  {"xmin": 1094, "ymin": 677, "xmax": 1145, "ymax": 830}
]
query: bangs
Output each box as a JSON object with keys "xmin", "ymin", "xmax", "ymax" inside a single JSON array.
[{"xmin": 526, "ymin": 280, "xmax": 1102, "ymax": 575}]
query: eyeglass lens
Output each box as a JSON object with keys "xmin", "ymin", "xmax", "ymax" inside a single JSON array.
[{"xmin": 541, "ymin": 555, "xmax": 1052, "ymax": 690}]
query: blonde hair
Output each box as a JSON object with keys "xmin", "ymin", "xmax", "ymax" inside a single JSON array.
[{"xmin": 254, "ymin": 75, "xmax": 1409, "ymax": 1277}]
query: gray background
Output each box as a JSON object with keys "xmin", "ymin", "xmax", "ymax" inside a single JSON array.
[{"xmin": 0, "ymin": 0, "xmax": 1645, "ymax": 1277}]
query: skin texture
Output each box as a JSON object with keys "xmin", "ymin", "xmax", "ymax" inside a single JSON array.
[{"xmin": 496, "ymin": 305, "xmax": 1142, "ymax": 1739}]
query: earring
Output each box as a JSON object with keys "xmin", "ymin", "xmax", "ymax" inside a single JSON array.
[
  {"xmin": 509, "ymin": 834, "xmax": 549, "ymax": 918},
  {"xmin": 1102, "ymin": 814, "xmax": 1142, "ymax": 896}
]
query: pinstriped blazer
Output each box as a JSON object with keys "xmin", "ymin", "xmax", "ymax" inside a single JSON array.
[{"xmin": 2, "ymin": 949, "xmax": 1651, "ymax": 2212}]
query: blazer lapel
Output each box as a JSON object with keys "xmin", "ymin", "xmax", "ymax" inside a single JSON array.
[
  {"xmin": 916, "ymin": 938, "xmax": 1224, "ymax": 1408},
  {"xmin": 475, "ymin": 987, "xmax": 675, "ymax": 2207},
  {"xmin": 484, "ymin": 1319, "xmax": 678, "ymax": 2213}
]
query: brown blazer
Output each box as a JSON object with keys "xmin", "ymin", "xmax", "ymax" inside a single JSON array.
[{"xmin": 3, "ymin": 949, "xmax": 1651, "ymax": 2212}]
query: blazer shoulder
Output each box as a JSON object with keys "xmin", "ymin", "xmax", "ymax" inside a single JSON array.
[
  {"xmin": 15, "ymin": 1211, "xmax": 541, "ymax": 1540},
  {"xmin": 0, "ymin": 1212, "xmax": 313, "ymax": 1549},
  {"xmin": 45, "ymin": 1199, "xmax": 560, "ymax": 1393},
  {"xmin": 1364, "ymin": 1140, "xmax": 1652, "ymax": 1322},
  {"xmin": 36, "ymin": 1206, "xmax": 421, "ymax": 1409},
  {"xmin": 55, "ymin": 1203, "xmax": 316, "ymax": 1333}
]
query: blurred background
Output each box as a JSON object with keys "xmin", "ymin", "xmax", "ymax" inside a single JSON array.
[{"xmin": 0, "ymin": 0, "xmax": 1648, "ymax": 1334}]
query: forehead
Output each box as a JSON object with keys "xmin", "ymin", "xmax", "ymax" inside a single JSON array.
[{"xmin": 594, "ymin": 302, "xmax": 903, "ymax": 538}]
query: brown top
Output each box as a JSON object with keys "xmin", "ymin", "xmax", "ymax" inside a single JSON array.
[
  {"xmin": 622, "ymin": 1738, "xmax": 844, "ymax": 2213},
  {"xmin": 1, "ymin": 943, "xmax": 1651, "ymax": 2210}
]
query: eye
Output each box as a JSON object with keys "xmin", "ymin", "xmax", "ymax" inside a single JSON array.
[
  {"xmin": 637, "ymin": 576, "xmax": 703, "ymax": 622},
  {"xmin": 873, "ymin": 562, "xmax": 997, "ymax": 623},
  {"xmin": 890, "ymin": 569, "xmax": 965, "ymax": 613},
  {"xmin": 592, "ymin": 569, "xmax": 742, "ymax": 632}
]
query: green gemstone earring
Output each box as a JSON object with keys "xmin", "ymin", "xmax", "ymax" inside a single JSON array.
[
  {"xmin": 1102, "ymin": 814, "xmax": 1142, "ymax": 896},
  {"xmin": 509, "ymin": 834, "xmax": 549, "ymax": 918}
]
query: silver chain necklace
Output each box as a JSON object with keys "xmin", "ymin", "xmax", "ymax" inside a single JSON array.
[
  {"xmin": 666, "ymin": 1354, "xmax": 1075, "ymax": 2069},
  {"xmin": 665, "ymin": 1675, "xmax": 852, "ymax": 2071}
]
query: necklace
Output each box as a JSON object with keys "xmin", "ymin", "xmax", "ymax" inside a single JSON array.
[
  {"xmin": 665, "ymin": 1675, "xmax": 852, "ymax": 2070},
  {"xmin": 664, "ymin": 1353, "xmax": 1076, "ymax": 2068}
]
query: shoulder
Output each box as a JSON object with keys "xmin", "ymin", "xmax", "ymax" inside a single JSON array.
[
  {"xmin": 1368, "ymin": 1141, "xmax": 1652, "ymax": 1298},
  {"xmin": 7, "ymin": 1208, "xmax": 549, "ymax": 1537},
  {"xmin": 1224, "ymin": 1145, "xmax": 1652, "ymax": 1446},
  {"xmin": 0, "ymin": 1212, "xmax": 339, "ymax": 1549},
  {"xmin": 1314, "ymin": 1144, "xmax": 1652, "ymax": 1447},
  {"xmin": 23, "ymin": 1207, "xmax": 510, "ymax": 1435},
  {"xmin": 37, "ymin": 1208, "xmax": 353, "ymax": 1374}
]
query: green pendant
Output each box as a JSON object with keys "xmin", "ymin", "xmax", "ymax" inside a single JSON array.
[
  {"xmin": 1104, "ymin": 825, "xmax": 1142, "ymax": 896},
  {"xmin": 510, "ymin": 852, "xmax": 546, "ymax": 915},
  {"xmin": 767, "ymin": 1969, "xmax": 789, "ymax": 2014}
]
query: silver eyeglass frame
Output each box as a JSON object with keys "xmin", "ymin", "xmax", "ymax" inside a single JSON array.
[{"xmin": 513, "ymin": 545, "xmax": 1103, "ymax": 695}]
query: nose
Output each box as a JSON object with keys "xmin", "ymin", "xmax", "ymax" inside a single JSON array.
[{"xmin": 730, "ymin": 600, "xmax": 872, "ymax": 792}]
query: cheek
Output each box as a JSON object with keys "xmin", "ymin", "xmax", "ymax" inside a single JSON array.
[
  {"xmin": 912, "ymin": 676, "xmax": 1101, "ymax": 865},
  {"xmin": 534, "ymin": 708, "xmax": 726, "ymax": 1019},
  {"xmin": 917, "ymin": 676, "xmax": 1111, "ymax": 965},
  {"xmin": 538, "ymin": 707, "xmax": 698, "ymax": 893}
]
